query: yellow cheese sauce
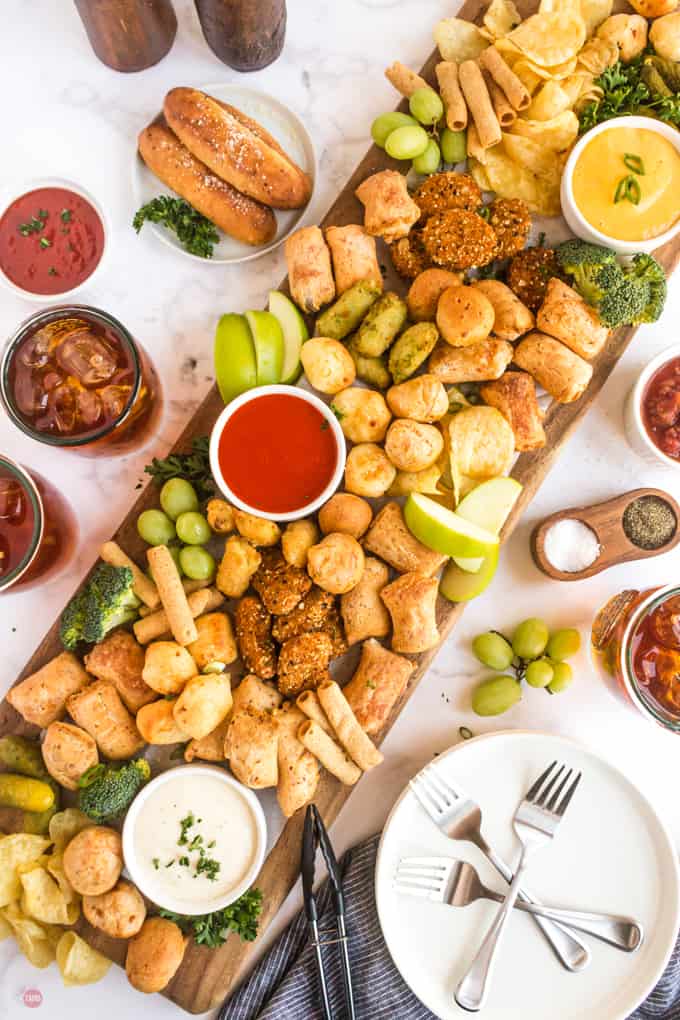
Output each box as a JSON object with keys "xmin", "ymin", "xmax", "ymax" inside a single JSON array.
[{"xmin": 572, "ymin": 126, "xmax": 680, "ymax": 242}]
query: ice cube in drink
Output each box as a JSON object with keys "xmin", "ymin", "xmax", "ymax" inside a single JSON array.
[
  {"xmin": 56, "ymin": 327, "xmax": 118, "ymax": 386},
  {"xmin": 0, "ymin": 479, "xmax": 25, "ymax": 523}
]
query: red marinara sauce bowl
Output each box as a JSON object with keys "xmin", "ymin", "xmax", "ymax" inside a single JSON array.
[
  {"xmin": 0, "ymin": 178, "xmax": 109, "ymax": 302},
  {"xmin": 209, "ymin": 385, "xmax": 346, "ymax": 522}
]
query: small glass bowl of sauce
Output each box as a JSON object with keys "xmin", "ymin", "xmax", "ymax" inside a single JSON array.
[
  {"xmin": 210, "ymin": 385, "xmax": 346, "ymax": 521},
  {"xmin": 625, "ymin": 345, "xmax": 680, "ymax": 470}
]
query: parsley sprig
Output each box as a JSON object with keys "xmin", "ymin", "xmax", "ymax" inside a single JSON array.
[
  {"xmin": 160, "ymin": 889, "xmax": 263, "ymax": 947},
  {"xmin": 579, "ymin": 52, "xmax": 680, "ymax": 133},
  {"xmin": 133, "ymin": 196, "xmax": 220, "ymax": 258},
  {"xmin": 144, "ymin": 436, "xmax": 215, "ymax": 502}
]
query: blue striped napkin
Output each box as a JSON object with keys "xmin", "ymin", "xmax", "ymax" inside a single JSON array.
[{"xmin": 219, "ymin": 834, "xmax": 680, "ymax": 1020}]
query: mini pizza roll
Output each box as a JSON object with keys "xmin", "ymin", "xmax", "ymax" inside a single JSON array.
[
  {"xmin": 132, "ymin": 588, "xmax": 213, "ymax": 644},
  {"xmin": 297, "ymin": 720, "xmax": 361, "ymax": 785},
  {"xmin": 457, "ymin": 60, "xmax": 501, "ymax": 149},
  {"xmin": 407, "ymin": 269, "xmax": 463, "ymax": 323},
  {"xmin": 344, "ymin": 638, "xmax": 415, "ymax": 735},
  {"xmin": 514, "ymin": 332, "xmax": 593, "ymax": 403},
  {"xmin": 341, "ymin": 557, "xmax": 391, "ymax": 646},
  {"xmin": 301, "ymin": 337, "xmax": 356, "ymax": 394},
  {"xmin": 136, "ymin": 698, "xmax": 189, "ymax": 744},
  {"xmin": 331, "ymin": 387, "xmax": 392, "ymax": 443},
  {"xmin": 284, "ymin": 226, "xmax": 335, "ymax": 313},
  {"xmin": 435, "ymin": 61, "xmax": 467, "ymax": 131},
  {"xmin": 381, "ymin": 572, "xmax": 440, "ymax": 654},
  {"xmin": 125, "ymin": 917, "xmax": 186, "ymax": 994},
  {"xmin": 233, "ymin": 509, "xmax": 281, "ymax": 547},
  {"xmin": 318, "ymin": 493, "xmax": 373, "ymax": 539},
  {"xmin": 387, "ymin": 375, "xmax": 448, "ymax": 423},
  {"xmin": 276, "ymin": 702, "xmax": 320, "ymax": 817},
  {"xmin": 147, "ymin": 545, "xmax": 197, "ymax": 646},
  {"xmin": 344, "ymin": 443, "xmax": 397, "ymax": 498},
  {"xmin": 235, "ymin": 596, "xmax": 277, "ymax": 679},
  {"xmin": 63, "ymin": 826, "xmax": 122, "ymax": 897},
  {"xmin": 385, "ymin": 60, "xmax": 430, "ymax": 97},
  {"xmin": 226, "ymin": 706, "xmax": 279, "ymax": 789},
  {"xmin": 216, "ymin": 536, "xmax": 262, "ymax": 599},
  {"xmin": 480, "ymin": 371, "xmax": 546, "ymax": 451},
  {"xmin": 142, "ymin": 641, "xmax": 197, "ymax": 695},
  {"xmin": 296, "ymin": 690, "xmax": 333, "ymax": 734},
  {"xmin": 385, "ymin": 419, "xmax": 444, "ymax": 472},
  {"xmin": 184, "ymin": 717, "xmax": 230, "ymax": 762},
  {"xmin": 317, "ymin": 680, "xmax": 383, "ymax": 770},
  {"xmin": 281, "ymin": 519, "xmax": 319, "ymax": 568},
  {"xmin": 7, "ymin": 652, "xmax": 91, "ymax": 728},
  {"xmin": 84, "ymin": 630, "xmax": 156, "ymax": 713},
  {"xmin": 479, "ymin": 46, "xmax": 531, "ymax": 111},
  {"xmin": 471, "ymin": 279, "xmax": 535, "ymax": 341},
  {"xmin": 307, "ymin": 533, "xmax": 365, "ymax": 595},
  {"xmin": 428, "ymin": 339, "xmax": 513, "ymax": 384},
  {"xmin": 536, "ymin": 278, "xmax": 609, "ymax": 360},
  {"xmin": 355, "ymin": 170, "xmax": 421, "ymax": 244},
  {"xmin": 187, "ymin": 612, "xmax": 237, "ymax": 670},
  {"xmin": 325, "ymin": 225, "xmax": 383, "ymax": 295},
  {"xmin": 100, "ymin": 542, "xmax": 160, "ymax": 609},
  {"xmin": 173, "ymin": 672, "xmax": 233, "ymax": 740},
  {"xmin": 277, "ymin": 632, "xmax": 333, "ymax": 698},
  {"xmin": 205, "ymin": 499, "xmax": 235, "ymax": 534},
  {"xmin": 436, "ymin": 285, "xmax": 495, "ymax": 348},
  {"xmin": 67, "ymin": 680, "xmax": 144, "ymax": 759},
  {"xmin": 364, "ymin": 502, "xmax": 447, "ymax": 576},
  {"xmin": 42, "ymin": 721, "xmax": 98, "ymax": 791}
]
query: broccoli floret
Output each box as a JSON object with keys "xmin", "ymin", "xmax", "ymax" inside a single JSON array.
[
  {"xmin": 556, "ymin": 239, "xmax": 616, "ymax": 276},
  {"xmin": 59, "ymin": 590, "xmax": 88, "ymax": 652},
  {"xmin": 624, "ymin": 253, "xmax": 667, "ymax": 324},
  {"xmin": 60, "ymin": 564, "xmax": 141, "ymax": 650},
  {"xmin": 78, "ymin": 759, "xmax": 151, "ymax": 823}
]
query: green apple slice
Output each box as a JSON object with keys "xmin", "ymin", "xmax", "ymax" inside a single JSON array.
[
  {"xmin": 454, "ymin": 477, "xmax": 522, "ymax": 572},
  {"xmin": 404, "ymin": 493, "xmax": 499, "ymax": 559},
  {"xmin": 244, "ymin": 310, "xmax": 284, "ymax": 386},
  {"xmin": 268, "ymin": 290, "xmax": 308, "ymax": 384},
  {"xmin": 440, "ymin": 545, "xmax": 499, "ymax": 603},
  {"xmin": 214, "ymin": 313, "xmax": 257, "ymax": 404}
]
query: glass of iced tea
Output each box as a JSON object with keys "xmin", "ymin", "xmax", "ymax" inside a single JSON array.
[
  {"xmin": 1, "ymin": 306, "xmax": 161, "ymax": 456},
  {"xmin": 0, "ymin": 455, "xmax": 78, "ymax": 593}
]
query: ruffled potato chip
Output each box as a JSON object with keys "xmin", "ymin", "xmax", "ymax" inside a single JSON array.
[
  {"xmin": 388, "ymin": 464, "xmax": 443, "ymax": 496},
  {"xmin": 48, "ymin": 808, "xmax": 93, "ymax": 852},
  {"xmin": 483, "ymin": 0, "xmax": 522, "ymax": 39},
  {"xmin": 521, "ymin": 56, "xmax": 578, "ymax": 80},
  {"xmin": 448, "ymin": 407, "xmax": 515, "ymax": 504},
  {"xmin": 0, "ymin": 834, "xmax": 51, "ymax": 907},
  {"xmin": 525, "ymin": 80, "xmax": 573, "ymax": 120},
  {"xmin": 20, "ymin": 866, "xmax": 78, "ymax": 926},
  {"xmin": 56, "ymin": 931, "xmax": 111, "ymax": 987},
  {"xmin": 2, "ymin": 902, "xmax": 56, "ymax": 969},
  {"xmin": 509, "ymin": 12, "xmax": 586, "ymax": 67},
  {"xmin": 435, "ymin": 18, "xmax": 489, "ymax": 61},
  {"xmin": 509, "ymin": 111, "xmax": 579, "ymax": 152}
]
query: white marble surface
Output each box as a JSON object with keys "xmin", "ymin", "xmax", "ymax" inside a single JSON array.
[{"xmin": 1, "ymin": 0, "xmax": 680, "ymax": 1017}]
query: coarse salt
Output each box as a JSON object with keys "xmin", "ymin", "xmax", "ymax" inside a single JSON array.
[{"xmin": 543, "ymin": 518, "xmax": 601, "ymax": 573}]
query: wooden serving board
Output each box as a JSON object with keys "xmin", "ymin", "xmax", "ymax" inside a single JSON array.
[{"xmin": 2, "ymin": 0, "xmax": 679, "ymax": 1012}]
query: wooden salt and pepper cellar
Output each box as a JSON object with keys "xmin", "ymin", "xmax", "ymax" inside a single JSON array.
[
  {"xmin": 74, "ymin": 0, "xmax": 177, "ymax": 72},
  {"xmin": 194, "ymin": 0, "xmax": 286, "ymax": 70}
]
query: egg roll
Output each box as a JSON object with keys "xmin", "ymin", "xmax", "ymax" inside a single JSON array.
[
  {"xmin": 458, "ymin": 61, "xmax": 501, "ymax": 150},
  {"xmin": 276, "ymin": 703, "xmax": 320, "ymax": 817},
  {"xmin": 480, "ymin": 371, "xmax": 546, "ymax": 451},
  {"xmin": 355, "ymin": 171, "xmax": 421, "ymax": 244},
  {"xmin": 343, "ymin": 639, "xmax": 415, "ymax": 736},
  {"xmin": 284, "ymin": 226, "xmax": 336, "ymax": 313},
  {"xmin": 325, "ymin": 225, "xmax": 382, "ymax": 295},
  {"xmin": 67, "ymin": 680, "xmax": 144, "ymax": 760},
  {"xmin": 536, "ymin": 278, "xmax": 609, "ymax": 360},
  {"xmin": 317, "ymin": 681, "xmax": 383, "ymax": 771},
  {"xmin": 479, "ymin": 46, "xmax": 531, "ymax": 111},
  {"xmin": 385, "ymin": 61, "xmax": 430, "ymax": 97},
  {"xmin": 514, "ymin": 332, "xmax": 593, "ymax": 403},
  {"xmin": 435, "ymin": 61, "xmax": 467, "ymax": 131},
  {"xmin": 428, "ymin": 339, "xmax": 514, "ymax": 384},
  {"xmin": 297, "ymin": 720, "xmax": 361, "ymax": 785},
  {"xmin": 7, "ymin": 652, "xmax": 91, "ymax": 729},
  {"xmin": 296, "ymin": 690, "xmax": 333, "ymax": 734},
  {"xmin": 364, "ymin": 502, "xmax": 448, "ymax": 576},
  {"xmin": 485, "ymin": 73, "xmax": 516, "ymax": 128}
]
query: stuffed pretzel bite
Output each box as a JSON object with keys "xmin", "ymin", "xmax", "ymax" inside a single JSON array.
[
  {"xmin": 386, "ymin": 375, "xmax": 448, "ymax": 423},
  {"xmin": 301, "ymin": 338, "xmax": 356, "ymax": 394},
  {"xmin": 307, "ymin": 533, "xmax": 365, "ymax": 595},
  {"xmin": 318, "ymin": 493, "xmax": 373, "ymax": 539},
  {"xmin": 344, "ymin": 443, "xmax": 397, "ymax": 498},
  {"xmin": 436, "ymin": 285, "xmax": 495, "ymax": 348},
  {"xmin": 84, "ymin": 879, "xmax": 146, "ymax": 940},
  {"xmin": 407, "ymin": 269, "xmax": 463, "ymax": 322},
  {"xmin": 125, "ymin": 916, "xmax": 186, "ymax": 994},
  {"xmin": 331, "ymin": 387, "xmax": 392, "ymax": 444},
  {"xmin": 63, "ymin": 826, "xmax": 123, "ymax": 896},
  {"xmin": 385, "ymin": 419, "xmax": 444, "ymax": 472}
]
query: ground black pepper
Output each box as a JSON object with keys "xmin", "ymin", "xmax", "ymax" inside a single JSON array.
[{"xmin": 622, "ymin": 495, "xmax": 677, "ymax": 550}]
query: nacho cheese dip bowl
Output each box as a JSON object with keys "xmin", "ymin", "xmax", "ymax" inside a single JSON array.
[
  {"xmin": 561, "ymin": 117, "xmax": 680, "ymax": 255},
  {"xmin": 122, "ymin": 765, "xmax": 266, "ymax": 915}
]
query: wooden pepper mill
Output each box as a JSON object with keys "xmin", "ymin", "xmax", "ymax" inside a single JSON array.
[
  {"xmin": 194, "ymin": 0, "xmax": 286, "ymax": 71},
  {"xmin": 74, "ymin": 0, "xmax": 177, "ymax": 72}
]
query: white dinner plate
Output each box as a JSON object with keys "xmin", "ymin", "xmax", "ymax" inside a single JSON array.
[
  {"xmin": 375, "ymin": 731, "xmax": 680, "ymax": 1020},
  {"xmin": 132, "ymin": 84, "xmax": 315, "ymax": 265}
]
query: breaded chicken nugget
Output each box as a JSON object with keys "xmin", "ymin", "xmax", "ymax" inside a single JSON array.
[
  {"xmin": 278, "ymin": 632, "xmax": 333, "ymax": 698},
  {"xmin": 235, "ymin": 595, "xmax": 277, "ymax": 679},
  {"xmin": 421, "ymin": 210, "xmax": 497, "ymax": 270},
  {"xmin": 414, "ymin": 173, "xmax": 482, "ymax": 216},
  {"xmin": 389, "ymin": 230, "xmax": 431, "ymax": 280},
  {"xmin": 251, "ymin": 547, "xmax": 313, "ymax": 616},
  {"xmin": 271, "ymin": 587, "xmax": 336, "ymax": 643},
  {"xmin": 487, "ymin": 198, "xmax": 531, "ymax": 259}
]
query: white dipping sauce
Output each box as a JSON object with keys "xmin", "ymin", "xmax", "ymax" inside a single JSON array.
[{"xmin": 133, "ymin": 772, "xmax": 257, "ymax": 912}]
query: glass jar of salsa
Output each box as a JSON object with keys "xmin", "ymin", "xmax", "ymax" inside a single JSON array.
[
  {"xmin": 591, "ymin": 584, "xmax": 680, "ymax": 732},
  {"xmin": 0, "ymin": 456, "xmax": 78, "ymax": 594},
  {"xmin": 1, "ymin": 306, "xmax": 161, "ymax": 456}
]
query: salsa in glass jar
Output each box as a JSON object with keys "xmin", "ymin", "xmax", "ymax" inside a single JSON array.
[{"xmin": 641, "ymin": 356, "xmax": 680, "ymax": 461}]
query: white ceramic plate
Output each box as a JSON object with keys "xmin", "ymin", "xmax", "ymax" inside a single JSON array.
[
  {"xmin": 376, "ymin": 731, "xmax": 680, "ymax": 1020},
  {"xmin": 132, "ymin": 84, "xmax": 315, "ymax": 265}
]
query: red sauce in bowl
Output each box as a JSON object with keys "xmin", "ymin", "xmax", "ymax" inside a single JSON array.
[
  {"xmin": 217, "ymin": 393, "xmax": 338, "ymax": 514},
  {"xmin": 0, "ymin": 186, "xmax": 105, "ymax": 295},
  {"xmin": 642, "ymin": 356, "xmax": 680, "ymax": 460}
]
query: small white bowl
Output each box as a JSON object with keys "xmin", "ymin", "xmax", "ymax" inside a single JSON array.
[
  {"xmin": 624, "ymin": 343, "xmax": 680, "ymax": 469},
  {"xmin": 122, "ymin": 765, "xmax": 266, "ymax": 915},
  {"xmin": 209, "ymin": 384, "xmax": 346, "ymax": 522},
  {"xmin": 561, "ymin": 116, "xmax": 680, "ymax": 255},
  {"xmin": 0, "ymin": 176, "xmax": 110, "ymax": 303}
]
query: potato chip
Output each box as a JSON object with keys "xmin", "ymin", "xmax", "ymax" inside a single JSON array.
[
  {"xmin": 509, "ymin": 111, "xmax": 579, "ymax": 152},
  {"xmin": 434, "ymin": 18, "xmax": 489, "ymax": 62},
  {"xmin": 448, "ymin": 407, "xmax": 514, "ymax": 503},
  {"xmin": 521, "ymin": 56, "xmax": 578, "ymax": 80},
  {"xmin": 2, "ymin": 902, "xmax": 56, "ymax": 969},
  {"xmin": 525, "ymin": 80, "xmax": 572, "ymax": 120},
  {"xmin": 561, "ymin": 72, "xmax": 594, "ymax": 106},
  {"xmin": 483, "ymin": 0, "xmax": 522, "ymax": 39},
  {"xmin": 20, "ymin": 866, "xmax": 77, "ymax": 926},
  {"xmin": 0, "ymin": 834, "xmax": 51, "ymax": 907},
  {"xmin": 47, "ymin": 852, "xmax": 78, "ymax": 905},
  {"xmin": 577, "ymin": 36, "xmax": 618, "ymax": 74},
  {"xmin": 56, "ymin": 932, "xmax": 111, "ymax": 987},
  {"xmin": 48, "ymin": 808, "xmax": 93, "ymax": 852},
  {"xmin": 470, "ymin": 151, "xmax": 561, "ymax": 217},
  {"xmin": 388, "ymin": 464, "xmax": 443, "ymax": 496},
  {"xmin": 509, "ymin": 12, "xmax": 586, "ymax": 67},
  {"xmin": 503, "ymin": 133, "xmax": 560, "ymax": 175},
  {"xmin": 539, "ymin": 0, "xmax": 580, "ymax": 11},
  {"xmin": 580, "ymin": 0, "xmax": 613, "ymax": 37},
  {"xmin": 512, "ymin": 59, "xmax": 544, "ymax": 95},
  {"xmin": 0, "ymin": 913, "xmax": 12, "ymax": 940}
]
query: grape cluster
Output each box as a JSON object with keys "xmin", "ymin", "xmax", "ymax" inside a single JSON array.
[
  {"xmin": 137, "ymin": 478, "xmax": 216, "ymax": 582},
  {"xmin": 470, "ymin": 620, "xmax": 581, "ymax": 717},
  {"xmin": 371, "ymin": 88, "xmax": 466, "ymax": 175}
]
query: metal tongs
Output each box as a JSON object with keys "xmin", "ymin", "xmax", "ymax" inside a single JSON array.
[{"xmin": 301, "ymin": 804, "xmax": 356, "ymax": 1020}]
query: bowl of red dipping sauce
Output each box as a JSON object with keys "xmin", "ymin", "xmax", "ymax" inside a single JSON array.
[
  {"xmin": 0, "ymin": 178, "xmax": 109, "ymax": 302},
  {"xmin": 625, "ymin": 345, "xmax": 680, "ymax": 469},
  {"xmin": 209, "ymin": 386, "xmax": 346, "ymax": 521}
]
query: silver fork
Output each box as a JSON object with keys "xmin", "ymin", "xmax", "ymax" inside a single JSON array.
[
  {"xmin": 395, "ymin": 857, "xmax": 643, "ymax": 952},
  {"xmin": 410, "ymin": 764, "xmax": 590, "ymax": 973},
  {"xmin": 455, "ymin": 761, "xmax": 582, "ymax": 1012}
]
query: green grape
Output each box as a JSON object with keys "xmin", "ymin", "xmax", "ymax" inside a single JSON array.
[
  {"xmin": 160, "ymin": 478, "xmax": 199, "ymax": 521},
  {"xmin": 179, "ymin": 546, "xmax": 216, "ymax": 581},
  {"xmin": 511, "ymin": 618, "xmax": 549, "ymax": 660},
  {"xmin": 175, "ymin": 511, "xmax": 212, "ymax": 546},
  {"xmin": 525, "ymin": 659, "xmax": 554, "ymax": 689},
  {"xmin": 472, "ymin": 675, "xmax": 521, "ymax": 717},
  {"xmin": 412, "ymin": 139, "xmax": 441, "ymax": 175},
  {"xmin": 385, "ymin": 125, "xmax": 430, "ymax": 160},
  {"xmin": 409, "ymin": 87, "xmax": 445, "ymax": 126},
  {"xmin": 547, "ymin": 662, "xmax": 573, "ymax": 694},
  {"xmin": 546, "ymin": 628, "xmax": 581, "ymax": 661},
  {"xmin": 441, "ymin": 127, "xmax": 467, "ymax": 165},
  {"xmin": 472, "ymin": 632, "xmax": 513, "ymax": 671},
  {"xmin": 137, "ymin": 509, "xmax": 176, "ymax": 546},
  {"xmin": 371, "ymin": 111, "xmax": 419, "ymax": 148}
]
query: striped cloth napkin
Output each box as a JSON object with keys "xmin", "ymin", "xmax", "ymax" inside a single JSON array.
[{"xmin": 219, "ymin": 834, "xmax": 680, "ymax": 1020}]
